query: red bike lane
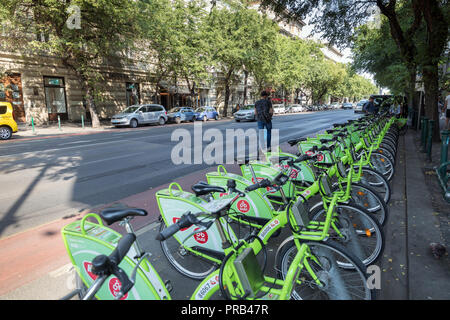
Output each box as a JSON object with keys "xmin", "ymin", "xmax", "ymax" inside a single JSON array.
[{"xmin": 0, "ymin": 164, "xmax": 241, "ymax": 297}]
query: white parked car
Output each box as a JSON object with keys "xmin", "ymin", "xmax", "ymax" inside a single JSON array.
[
  {"xmin": 234, "ymin": 104, "xmax": 256, "ymax": 122},
  {"xmin": 330, "ymin": 102, "xmax": 340, "ymax": 109},
  {"xmin": 354, "ymin": 100, "xmax": 367, "ymax": 113},
  {"xmin": 273, "ymin": 104, "xmax": 286, "ymax": 114},
  {"xmin": 288, "ymin": 104, "xmax": 305, "ymax": 113}
]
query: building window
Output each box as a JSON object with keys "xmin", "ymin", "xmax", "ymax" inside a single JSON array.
[
  {"xmin": 126, "ymin": 82, "xmax": 140, "ymax": 106},
  {"xmin": 44, "ymin": 76, "xmax": 68, "ymax": 120}
]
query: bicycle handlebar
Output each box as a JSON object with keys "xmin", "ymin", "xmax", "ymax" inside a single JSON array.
[
  {"xmin": 156, "ymin": 212, "xmax": 214, "ymax": 241},
  {"xmin": 245, "ymin": 178, "xmax": 272, "ymax": 192},
  {"xmin": 87, "ymin": 233, "xmax": 136, "ymax": 300}
]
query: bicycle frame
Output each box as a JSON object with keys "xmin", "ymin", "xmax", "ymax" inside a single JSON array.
[
  {"xmin": 62, "ymin": 213, "xmax": 171, "ymax": 300},
  {"xmin": 191, "ymin": 192, "xmax": 341, "ymax": 300}
]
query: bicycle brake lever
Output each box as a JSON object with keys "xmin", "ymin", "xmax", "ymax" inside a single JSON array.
[
  {"xmin": 129, "ymin": 252, "xmax": 152, "ymax": 285},
  {"xmin": 181, "ymin": 220, "xmax": 214, "ymax": 245}
]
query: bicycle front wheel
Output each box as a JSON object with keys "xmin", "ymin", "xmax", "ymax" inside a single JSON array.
[
  {"xmin": 310, "ymin": 203, "xmax": 384, "ymax": 267},
  {"xmin": 369, "ymin": 152, "xmax": 395, "ymax": 181},
  {"xmin": 159, "ymin": 222, "xmax": 218, "ymax": 280},
  {"xmin": 358, "ymin": 167, "xmax": 391, "ymax": 205},
  {"xmin": 276, "ymin": 239, "xmax": 373, "ymax": 300}
]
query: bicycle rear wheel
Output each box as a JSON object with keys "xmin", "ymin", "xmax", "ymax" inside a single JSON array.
[{"xmin": 276, "ymin": 239, "xmax": 373, "ymax": 300}]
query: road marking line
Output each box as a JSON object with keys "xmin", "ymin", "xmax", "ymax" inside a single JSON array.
[
  {"xmin": 49, "ymin": 263, "xmax": 74, "ymax": 278},
  {"xmin": 59, "ymin": 140, "xmax": 91, "ymax": 146},
  {"xmin": 136, "ymin": 221, "xmax": 160, "ymax": 237},
  {"xmin": 79, "ymin": 152, "xmax": 147, "ymax": 166},
  {"xmin": 0, "ymin": 140, "xmax": 120, "ymax": 158}
]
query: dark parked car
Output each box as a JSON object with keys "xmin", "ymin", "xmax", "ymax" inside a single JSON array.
[{"xmin": 194, "ymin": 106, "xmax": 219, "ymax": 121}]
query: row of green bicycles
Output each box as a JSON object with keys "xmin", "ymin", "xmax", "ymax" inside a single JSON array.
[{"xmin": 61, "ymin": 112, "xmax": 407, "ymax": 300}]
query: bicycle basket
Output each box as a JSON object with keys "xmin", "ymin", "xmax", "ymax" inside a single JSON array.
[
  {"xmin": 291, "ymin": 198, "xmax": 310, "ymax": 228},
  {"xmin": 336, "ymin": 161, "xmax": 347, "ymax": 179},
  {"xmin": 319, "ymin": 175, "xmax": 333, "ymax": 197}
]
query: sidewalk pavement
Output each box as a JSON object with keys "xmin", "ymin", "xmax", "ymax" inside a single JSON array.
[
  {"xmin": 1, "ymin": 133, "xmax": 449, "ymax": 300},
  {"xmin": 9, "ymin": 116, "xmax": 234, "ymax": 141},
  {"xmin": 378, "ymin": 129, "xmax": 450, "ymax": 300},
  {"xmin": 9, "ymin": 121, "xmax": 121, "ymax": 141}
]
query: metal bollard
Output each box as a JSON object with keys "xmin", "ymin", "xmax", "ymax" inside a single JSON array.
[
  {"xmin": 81, "ymin": 115, "xmax": 84, "ymax": 129},
  {"xmin": 31, "ymin": 116, "xmax": 35, "ymax": 134},
  {"xmin": 439, "ymin": 130, "xmax": 450, "ymax": 177},
  {"xmin": 58, "ymin": 115, "xmax": 62, "ymax": 131},
  {"xmin": 420, "ymin": 117, "xmax": 426, "ymax": 145},
  {"xmin": 421, "ymin": 117, "xmax": 428, "ymax": 152},
  {"xmin": 426, "ymin": 120, "xmax": 434, "ymax": 160},
  {"xmin": 435, "ymin": 130, "xmax": 450, "ymax": 202}
]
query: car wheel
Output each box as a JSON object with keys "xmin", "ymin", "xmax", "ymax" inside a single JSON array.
[
  {"xmin": 0, "ymin": 126, "xmax": 12, "ymax": 140},
  {"xmin": 159, "ymin": 117, "xmax": 166, "ymax": 125},
  {"xmin": 129, "ymin": 119, "xmax": 138, "ymax": 128},
  {"xmin": 214, "ymin": 114, "xmax": 219, "ymax": 120},
  {"xmin": 203, "ymin": 116, "xmax": 207, "ymax": 122},
  {"xmin": 235, "ymin": 119, "xmax": 240, "ymax": 122},
  {"xmin": 175, "ymin": 117, "xmax": 181, "ymax": 124}
]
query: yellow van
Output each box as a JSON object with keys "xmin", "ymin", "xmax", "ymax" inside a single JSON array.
[{"xmin": 0, "ymin": 102, "xmax": 18, "ymax": 140}]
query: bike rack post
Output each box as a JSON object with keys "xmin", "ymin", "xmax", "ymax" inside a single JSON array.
[
  {"xmin": 421, "ymin": 117, "xmax": 428, "ymax": 152},
  {"xmin": 426, "ymin": 120, "xmax": 434, "ymax": 161},
  {"xmin": 439, "ymin": 130, "xmax": 450, "ymax": 176},
  {"xmin": 435, "ymin": 130, "xmax": 450, "ymax": 202},
  {"xmin": 31, "ymin": 116, "xmax": 36, "ymax": 134}
]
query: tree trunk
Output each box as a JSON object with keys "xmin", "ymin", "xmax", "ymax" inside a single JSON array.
[
  {"xmin": 223, "ymin": 69, "xmax": 233, "ymax": 117},
  {"xmin": 79, "ymin": 78, "xmax": 101, "ymax": 128},
  {"xmin": 420, "ymin": 0, "xmax": 448, "ymax": 141},
  {"xmin": 85, "ymin": 85, "xmax": 101, "ymax": 128},
  {"xmin": 224, "ymin": 81, "xmax": 230, "ymax": 118},
  {"xmin": 406, "ymin": 67, "xmax": 416, "ymax": 119},
  {"xmin": 422, "ymin": 64, "xmax": 441, "ymax": 141},
  {"xmin": 243, "ymin": 70, "xmax": 249, "ymax": 106}
]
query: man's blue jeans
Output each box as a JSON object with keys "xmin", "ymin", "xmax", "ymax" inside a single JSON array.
[{"xmin": 257, "ymin": 121, "xmax": 272, "ymax": 150}]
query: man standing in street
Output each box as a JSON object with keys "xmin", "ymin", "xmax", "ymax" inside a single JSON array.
[
  {"xmin": 255, "ymin": 90, "xmax": 273, "ymax": 151},
  {"xmin": 364, "ymin": 96, "xmax": 377, "ymax": 115}
]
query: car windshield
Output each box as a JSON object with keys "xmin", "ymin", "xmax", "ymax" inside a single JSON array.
[
  {"xmin": 122, "ymin": 105, "xmax": 141, "ymax": 113},
  {"xmin": 171, "ymin": 107, "xmax": 181, "ymax": 112},
  {"xmin": 195, "ymin": 108, "xmax": 206, "ymax": 112},
  {"xmin": 241, "ymin": 105, "xmax": 254, "ymax": 110}
]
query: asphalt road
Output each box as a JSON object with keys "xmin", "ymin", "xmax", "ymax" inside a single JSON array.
[{"xmin": 0, "ymin": 110, "xmax": 361, "ymax": 239}]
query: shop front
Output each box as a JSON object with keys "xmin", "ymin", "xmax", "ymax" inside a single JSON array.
[{"xmin": 0, "ymin": 73, "xmax": 25, "ymax": 123}]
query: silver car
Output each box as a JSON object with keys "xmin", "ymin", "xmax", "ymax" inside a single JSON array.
[
  {"xmin": 289, "ymin": 104, "xmax": 305, "ymax": 113},
  {"xmin": 234, "ymin": 104, "xmax": 256, "ymax": 122},
  {"xmin": 111, "ymin": 104, "xmax": 168, "ymax": 128}
]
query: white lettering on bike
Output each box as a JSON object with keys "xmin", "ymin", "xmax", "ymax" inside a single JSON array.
[
  {"xmin": 258, "ymin": 219, "xmax": 279, "ymax": 241},
  {"xmin": 195, "ymin": 275, "xmax": 219, "ymax": 300}
]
